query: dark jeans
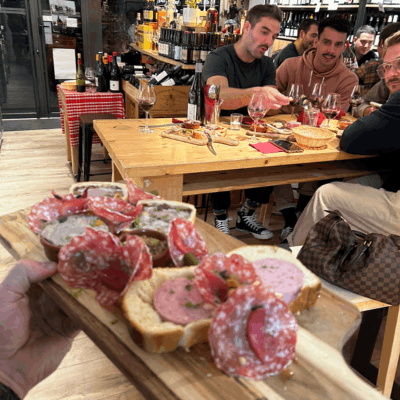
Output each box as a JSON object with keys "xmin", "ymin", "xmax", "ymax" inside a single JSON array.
[{"xmin": 210, "ymin": 187, "xmax": 274, "ymax": 211}]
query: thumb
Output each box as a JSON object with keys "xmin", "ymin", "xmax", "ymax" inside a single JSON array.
[{"xmin": 1, "ymin": 259, "xmax": 57, "ymax": 297}]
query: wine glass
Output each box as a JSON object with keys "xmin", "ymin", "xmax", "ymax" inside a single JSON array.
[
  {"xmin": 321, "ymin": 93, "xmax": 341, "ymax": 128},
  {"xmin": 309, "ymin": 83, "xmax": 326, "ymax": 110},
  {"xmin": 137, "ymin": 78, "xmax": 157, "ymax": 134},
  {"xmin": 85, "ymin": 67, "xmax": 96, "ymax": 92},
  {"xmin": 349, "ymin": 85, "xmax": 365, "ymax": 118},
  {"xmin": 247, "ymin": 92, "xmax": 269, "ymax": 141},
  {"xmin": 288, "ymin": 83, "xmax": 304, "ymax": 119}
]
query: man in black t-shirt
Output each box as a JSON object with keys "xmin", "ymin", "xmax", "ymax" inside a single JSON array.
[
  {"xmin": 202, "ymin": 4, "xmax": 290, "ymax": 239},
  {"xmin": 274, "ymin": 19, "xmax": 319, "ymax": 69}
]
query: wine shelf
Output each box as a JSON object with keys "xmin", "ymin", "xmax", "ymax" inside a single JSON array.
[{"xmin": 131, "ymin": 44, "xmax": 195, "ymax": 70}]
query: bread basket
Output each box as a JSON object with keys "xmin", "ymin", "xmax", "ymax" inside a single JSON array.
[
  {"xmin": 61, "ymin": 81, "xmax": 77, "ymax": 91},
  {"xmin": 291, "ymin": 125, "xmax": 335, "ymax": 149}
]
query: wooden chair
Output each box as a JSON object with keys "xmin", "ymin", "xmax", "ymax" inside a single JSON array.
[{"xmin": 291, "ymin": 246, "xmax": 400, "ymax": 398}]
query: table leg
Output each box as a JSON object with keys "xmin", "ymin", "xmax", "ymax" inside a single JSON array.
[
  {"xmin": 377, "ymin": 305, "xmax": 400, "ymax": 397},
  {"xmin": 125, "ymin": 175, "xmax": 184, "ymax": 201},
  {"xmin": 71, "ymin": 146, "xmax": 79, "ymax": 175},
  {"xmin": 64, "ymin": 119, "xmax": 71, "ymax": 162},
  {"xmin": 112, "ymin": 162, "xmax": 123, "ymax": 182}
]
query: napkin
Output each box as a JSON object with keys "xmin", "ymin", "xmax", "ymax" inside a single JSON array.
[
  {"xmin": 334, "ymin": 110, "xmax": 346, "ymax": 120},
  {"xmin": 249, "ymin": 142, "xmax": 283, "ymax": 154},
  {"xmin": 172, "ymin": 118, "xmax": 184, "ymax": 123},
  {"xmin": 242, "ymin": 117, "xmax": 254, "ymax": 125}
]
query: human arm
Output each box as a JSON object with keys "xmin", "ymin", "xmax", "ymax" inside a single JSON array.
[
  {"xmin": 0, "ymin": 260, "xmax": 80, "ymax": 399},
  {"xmin": 354, "ymin": 79, "xmax": 390, "ymax": 118},
  {"xmin": 340, "ymin": 91, "xmax": 400, "ymax": 155},
  {"xmin": 206, "ymin": 75, "xmax": 289, "ymax": 111}
]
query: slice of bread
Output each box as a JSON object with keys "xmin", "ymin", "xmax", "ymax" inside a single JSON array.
[
  {"xmin": 226, "ymin": 245, "xmax": 321, "ymax": 314},
  {"xmin": 121, "ymin": 267, "xmax": 212, "ymax": 353},
  {"xmin": 69, "ymin": 181, "xmax": 128, "ymax": 202}
]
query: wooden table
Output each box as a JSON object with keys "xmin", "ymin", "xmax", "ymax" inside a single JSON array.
[
  {"xmin": 93, "ymin": 117, "xmax": 379, "ymax": 200},
  {"xmin": 0, "ymin": 208, "xmax": 387, "ymax": 400}
]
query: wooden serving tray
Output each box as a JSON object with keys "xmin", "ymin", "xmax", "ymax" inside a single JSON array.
[{"xmin": 0, "ymin": 208, "xmax": 386, "ymax": 400}]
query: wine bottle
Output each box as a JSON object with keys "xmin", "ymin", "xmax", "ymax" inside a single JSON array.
[
  {"xmin": 149, "ymin": 64, "xmax": 182, "ymax": 85},
  {"xmin": 205, "ymin": 0, "xmax": 219, "ymax": 34},
  {"xmin": 285, "ymin": 12, "xmax": 292, "ymax": 37},
  {"xmin": 181, "ymin": 31, "xmax": 191, "ymax": 64},
  {"xmin": 374, "ymin": 16, "xmax": 386, "ymax": 46},
  {"xmin": 76, "ymin": 53, "xmax": 86, "ymax": 92},
  {"xmin": 200, "ymin": 32, "xmax": 208, "ymax": 63},
  {"xmin": 95, "ymin": 53, "xmax": 108, "ymax": 92},
  {"xmin": 191, "ymin": 32, "xmax": 201, "ymax": 63},
  {"xmin": 110, "ymin": 52, "xmax": 121, "ymax": 92},
  {"xmin": 344, "ymin": 41, "xmax": 357, "ymax": 70},
  {"xmin": 168, "ymin": 29, "xmax": 175, "ymax": 59},
  {"xmin": 187, "ymin": 59, "xmax": 205, "ymax": 124},
  {"xmin": 174, "ymin": 30, "xmax": 182, "ymax": 61}
]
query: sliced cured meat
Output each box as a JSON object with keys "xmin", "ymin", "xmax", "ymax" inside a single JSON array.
[
  {"xmin": 126, "ymin": 178, "xmax": 161, "ymax": 205},
  {"xmin": 87, "ymin": 197, "xmax": 143, "ymax": 233},
  {"xmin": 208, "ymin": 285, "xmax": 298, "ymax": 380},
  {"xmin": 168, "ymin": 218, "xmax": 209, "ymax": 267},
  {"xmin": 122, "ymin": 235, "xmax": 152, "ymax": 281},
  {"xmin": 28, "ymin": 197, "xmax": 64, "ymax": 233},
  {"xmin": 28, "ymin": 191, "xmax": 90, "ymax": 234},
  {"xmin": 58, "ymin": 228, "xmax": 152, "ymax": 307},
  {"xmin": 153, "ymin": 277, "xmax": 215, "ymax": 326},
  {"xmin": 252, "ymin": 258, "xmax": 303, "ymax": 306},
  {"xmin": 193, "ymin": 253, "xmax": 260, "ymax": 306}
]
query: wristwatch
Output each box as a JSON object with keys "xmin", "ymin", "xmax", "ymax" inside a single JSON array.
[{"xmin": 0, "ymin": 383, "xmax": 20, "ymax": 400}]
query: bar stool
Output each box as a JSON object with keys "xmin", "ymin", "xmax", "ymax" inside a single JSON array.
[{"xmin": 77, "ymin": 114, "xmax": 117, "ymax": 182}]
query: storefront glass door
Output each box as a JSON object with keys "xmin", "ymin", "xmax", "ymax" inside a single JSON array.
[
  {"xmin": 0, "ymin": 0, "xmax": 83, "ymax": 119},
  {"xmin": 0, "ymin": 0, "xmax": 38, "ymax": 118}
]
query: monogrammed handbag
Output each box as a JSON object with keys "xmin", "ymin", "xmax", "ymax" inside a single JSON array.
[{"xmin": 297, "ymin": 210, "xmax": 400, "ymax": 305}]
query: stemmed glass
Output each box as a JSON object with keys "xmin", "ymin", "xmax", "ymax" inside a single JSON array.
[
  {"xmin": 137, "ymin": 78, "xmax": 157, "ymax": 134},
  {"xmin": 85, "ymin": 67, "xmax": 96, "ymax": 92},
  {"xmin": 321, "ymin": 93, "xmax": 341, "ymax": 128},
  {"xmin": 309, "ymin": 83, "xmax": 326, "ymax": 110},
  {"xmin": 247, "ymin": 92, "xmax": 269, "ymax": 141},
  {"xmin": 288, "ymin": 83, "xmax": 304, "ymax": 119},
  {"xmin": 349, "ymin": 85, "xmax": 365, "ymax": 117}
]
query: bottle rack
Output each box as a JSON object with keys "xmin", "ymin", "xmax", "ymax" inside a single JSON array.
[{"xmin": 131, "ymin": 43, "xmax": 195, "ymax": 69}]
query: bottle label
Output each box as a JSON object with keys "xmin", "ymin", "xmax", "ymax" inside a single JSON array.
[
  {"xmin": 95, "ymin": 77, "xmax": 99, "ymax": 86},
  {"xmin": 161, "ymin": 78, "xmax": 175, "ymax": 86},
  {"xmin": 110, "ymin": 80, "xmax": 120, "ymax": 91},
  {"xmin": 195, "ymin": 62, "xmax": 203, "ymax": 73},
  {"xmin": 156, "ymin": 71, "xmax": 168, "ymax": 82},
  {"xmin": 192, "ymin": 49, "xmax": 200, "ymax": 62},
  {"xmin": 182, "ymin": 48, "xmax": 188, "ymax": 62},
  {"xmin": 148, "ymin": 11, "xmax": 153, "ymax": 19},
  {"xmin": 200, "ymin": 50, "xmax": 208, "ymax": 62},
  {"xmin": 187, "ymin": 103, "xmax": 197, "ymax": 120}
]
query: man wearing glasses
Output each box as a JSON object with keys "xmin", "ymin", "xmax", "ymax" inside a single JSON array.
[{"xmin": 288, "ymin": 30, "xmax": 400, "ymax": 246}]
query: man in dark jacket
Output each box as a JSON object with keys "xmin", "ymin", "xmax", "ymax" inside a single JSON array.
[
  {"xmin": 289, "ymin": 30, "xmax": 400, "ymax": 246},
  {"xmin": 274, "ymin": 19, "xmax": 319, "ymax": 69}
]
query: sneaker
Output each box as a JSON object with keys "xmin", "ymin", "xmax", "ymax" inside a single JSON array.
[
  {"xmin": 281, "ymin": 225, "xmax": 294, "ymax": 244},
  {"xmin": 214, "ymin": 216, "xmax": 231, "ymax": 235},
  {"xmin": 236, "ymin": 210, "xmax": 273, "ymax": 240}
]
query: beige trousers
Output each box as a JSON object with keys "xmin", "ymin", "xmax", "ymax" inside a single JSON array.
[{"xmin": 288, "ymin": 175, "xmax": 400, "ymax": 246}]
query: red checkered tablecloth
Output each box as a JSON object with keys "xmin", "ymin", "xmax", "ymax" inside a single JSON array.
[{"xmin": 57, "ymin": 85, "xmax": 126, "ymax": 147}]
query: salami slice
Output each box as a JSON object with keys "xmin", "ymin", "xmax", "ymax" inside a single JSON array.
[
  {"xmin": 28, "ymin": 197, "xmax": 64, "ymax": 233},
  {"xmin": 168, "ymin": 218, "xmax": 209, "ymax": 267},
  {"xmin": 193, "ymin": 253, "xmax": 260, "ymax": 306},
  {"xmin": 58, "ymin": 228, "xmax": 152, "ymax": 307},
  {"xmin": 126, "ymin": 178, "xmax": 162, "ymax": 205},
  {"xmin": 208, "ymin": 285, "xmax": 298, "ymax": 380},
  {"xmin": 122, "ymin": 235, "xmax": 152, "ymax": 281},
  {"xmin": 28, "ymin": 191, "xmax": 89, "ymax": 234},
  {"xmin": 87, "ymin": 197, "xmax": 143, "ymax": 233},
  {"xmin": 153, "ymin": 277, "xmax": 215, "ymax": 326}
]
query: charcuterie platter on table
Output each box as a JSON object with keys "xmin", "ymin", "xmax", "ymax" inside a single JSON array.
[{"xmin": 0, "ymin": 180, "xmax": 386, "ymax": 400}]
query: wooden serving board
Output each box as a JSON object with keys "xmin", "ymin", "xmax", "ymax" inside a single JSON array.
[{"xmin": 0, "ymin": 208, "xmax": 387, "ymax": 400}]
